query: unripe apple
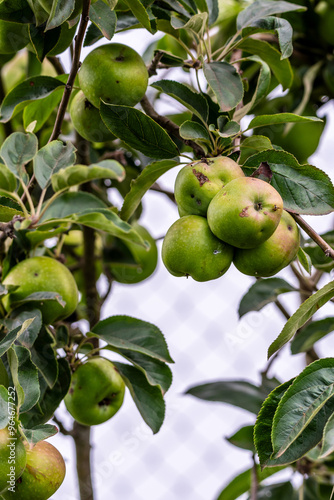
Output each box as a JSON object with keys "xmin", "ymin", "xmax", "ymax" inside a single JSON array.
[
  {"xmin": 2, "ymin": 440, "xmax": 65, "ymax": 500},
  {"xmin": 174, "ymin": 156, "xmax": 245, "ymax": 217},
  {"xmin": 0, "ymin": 428, "xmax": 26, "ymax": 495},
  {"xmin": 70, "ymin": 91, "xmax": 115, "ymax": 143},
  {"xmin": 233, "ymin": 211, "xmax": 300, "ymax": 277},
  {"xmin": 162, "ymin": 215, "xmax": 234, "ymax": 281},
  {"xmin": 64, "ymin": 357, "xmax": 125, "ymax": 426},
  {"xmin": 79, "ymin": 43, "xmax": 148, "ymax": 109},
  {"xmin": 2, "ymin": 256, "xmax": 78, "ymax": 325},
  {"xmin": 207, "ymin": 177, "xmax": 283, "ymax": 249}
]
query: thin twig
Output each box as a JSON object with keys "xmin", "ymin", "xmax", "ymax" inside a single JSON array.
[
  {"xmin": 47, "ymin": 56, "xmax": 66, "ymax": 75},
  {"xmin": 48, "ymin": 1, "xmax": 91, "ymax": 142},
  {"xmin": 53, "ymin": 414, "xmax": 73, "ymax": 436},
  {"xmin": 275, "ymin": 299, "xmax": 291, "ymax": 320},
  {"xmin": 150, "ymin": 182, "xmax": 175, "ymax": 203},
  {"xmin": 289, "ymin": 212, "xmax": 334, "ymax": 260},
  {"xmin": 147, "ymin": 51, "xmax": 164, "ymax": 77},
  {"xmin": 140, "ymin": 94, "xmax": 206, "ymax": 158}
]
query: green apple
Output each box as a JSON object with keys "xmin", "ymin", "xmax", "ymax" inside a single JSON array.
[
  {"xmin": 0, "ymin": 20, "xmax": 29, "ymax": 54},
  {"xmin": 162, "ymin": 215, "xmax": 234, "ymax": 281},
  {"xmin": 207, "ymin": 177, "xmax": 283, "ymax": 249},
  {"xmin": 0, "ymin": 428, "xmax": 26, "ymax": 495},
  {"xmin": 105, "ymin": 223, "xmax": 158, "ymax": 284},
  {"xmin": 78, "ymin": 43, "xmax": 148, "ymax": 109},
  {"xmin": 175, "ymin": 156, "xmax": 245, "ymax": 217},
  {"xmin": 2, "ymin": 256, "xmax": 78, "ymax": 325},
  {"xmin": 70, "ymin": 90, "xmax": 115, "ymax": 142},
  {"xmin": 64, "ymin": 357, "xmax": 125, "ymax": 426},
  {"xmin": 233, "ymin": 210, "xmax": 300, "ymax": 277},
  {"xmin": 2, "ymin": 440, "xmax": 65, "ymax": 500}
]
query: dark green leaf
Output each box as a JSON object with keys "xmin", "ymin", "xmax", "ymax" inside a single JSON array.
[
  {"xmin": 179, "ymin": 121, "xmax": 210, "ymax": 142},
  {"xmin": 51, "ymin": 160, "xmax": 125, "ymax": 192},
  {"xmin": 237, "ymin": 0, "xmax": 305, "ymax": 30},
  {"xmin": 242, "ymin": 16, "xmax": 293, "ymax": 59},
  {"xmin": 318, "ymin": 411, "xmax": 334, "ymax": 459},
  {"xmin": 247, "ymin": 482, "xmax": 297, "ymax": 500},
  {"xmin": 239, "ymin": 278, "xmax": 296, "ymax": 317},
  {"xmin": 297, "ymin": 247, "xmax": 312, "ymax": 275},
  {"xmin": 0, "ymin": 0, "xmax": 34, "ymax": 23},
  {"xmin": 28, "ymin": 23, "xmax": 61, "ymax": 62},
  {"xmin": 10, "ymin": 345, "xmax": 40, "ymax": 413},
  {"xmin": 92, "ymin": 315, "xmax": 173, "ymax": 363},
  {"xmin": 203, "ymin": 62, "xmax": 244, "ymax": 112},
  {"xmin": 6, "ymin": 307, "xmax": 42, "ymax": 349},
  {"xmin": 304, "ymin": 231, "xmax": 334, "ymax": 272},
  {"xmin": 23, "ymin": 87, "xmax": 64, "ymax": 133},
  {"xmin": 89, "ymin": 0, "xmax": 117, "ymax": 40},
  {"xmin": 0, "ymin": 76, "xmax": 65, "ymax": 123},
  {"xmin": 46, "ymin": 0, "xmax": 76, "ymax": 29},
  {"xmin": 243, "ymin": 150, "xmax": 334, "ymax": 215},
  {"xmin": 34, "ymin": 140, "xmax": 76, "ymax": 190},
  {"xmin": 246, "ymin": 113, "xmax": 322, "ymax": 131},
  {"xmin": 0, "ymin": 197, "xmax": 24, "ymax": 222},
  {"xmin": 40, "ymin": 191, "xmax": 107, "ymax": 221},
  {"xmin": 30, "ymin": 327, "xmax": 58, "ymax": 389},
  {"xmin": 1, "ymin": 132, "xmax": 38, "ymax": 178},
  {"xmin": 100, "ymin": 103, "xmax": 179, "ymax": 160},
  {"xmin": 216, "ymin": 465, "xmax": 286, "ymax": 500},
  {"xmin": 271, "ymin": 359, "xmax": 334, "ymax": 462},
  {"xmin": 151, "ymin": 80, "xmax": 208, "ymax": 122},
  {"xmin": 291, "ymin": 318, "xmax": 334, "ymax": 355},
  {"xmin": 122, "ymin": 0, "xmax": 152, "ymax": 32},
  {"xmin": 254, "ymin": 380, "xmax": 294, "ymax": 465},
  {"xmin": 22, "ymin": 424, "xmax": 58, "ymax": 445},
  {"xmin": 84, "ymin": 21, "xmax": 104, "ymax": 46},
  {"xmin": 114, "ymin": 362, "xmax": 165, "ymax": 434},
  {"xmin": 268, "ymin": 281, "xmax": 334, "ymax": 358},
  {"xmin": 0, "ymin": 320, "xmax": 36, "ymax": 358},
  {"xmin": 238, "ymin": 38, "xmax": 293, "ymax": 90},
  {"xmin": 121, "ymin": 159, "xmax": 178, "ymax": 221},
  {"xmin": 226, "ymin": 425, "xmax": 255, "ymax": 452},
  {"xmin": 185, "ymin": 380, "xmax": 269, "ymax": 414},
  {"xmin": 171, "ymin": 12, "xmax": 208, "ymax": 37}
]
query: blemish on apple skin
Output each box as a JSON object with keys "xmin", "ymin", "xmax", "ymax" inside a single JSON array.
[
  {"xmin": 192, "ymin": 168, "xmax": 209, "ymax": 186},
  {"xmin": 239, "ymin": 207, "xmax": 249, "ymax": 217},
  {"xmin": 288, "ymin": 225, "xmax": 292, "ymax": 231},
  {"xmin": 196, "ymin": 198, "xmax": 202, "ymax": 205}
]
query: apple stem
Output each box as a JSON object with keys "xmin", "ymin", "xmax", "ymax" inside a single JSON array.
[
  {"xmin": 48, "ymin": 1, "xmax": 92, "ymax": 143},
  {"xmin": 289, "ymin": 212, "xmax": 334, "ymax": 260}
]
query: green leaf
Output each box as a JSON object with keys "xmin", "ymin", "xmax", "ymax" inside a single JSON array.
[
  {"xmin": 246, "ymin": 113, "xmax": 322, "ymax": 131},
  {"xmin": 121, "ymin": 159, "xmax": 179, "ymax": 221},
  {"xmin": 20, "ymin": 357, "xmax": 71, "ymax": 428},
  {"xmin": 0, "ymin": 76, "xmax": 65, "ymax": 123},
  {"xmin": 0, "ymin": 0, "xmax": 34, "ymax": 23},
  {"xmin": 247, "ymin": 482, "xmax": 297, "ymax": 500},
  {"xmin": 1, "ymin": 132, "xmax": 38, "ymax": 178},
  {"xmin": 114, "ymin": 362, "xmax": 165, "ymax": 434},
  {"xmin": 226, "ymin": 425, "xmax": 255, "ymax": 452},
  {"xmin": 28, "ymin": 23, "xmax": 61, "ymax": 62},
  {"xmin": 237, "ymin": 0, "xmax": 305, "ymax": 30},
  {"xmin": 8, "ymin": 345, "xmax": 40, "ymax": 413},
  {"xmin": 122, "ymin": 0, "xmax": 152, "ymax": 32},
  {"xmin": 0, "ymin": 164, "xmax": 17, "ymax": 192},
  {"xmin": 101, "ymin": 103, "xmax": 179, "ymax": 160},
  {"xmin": 46, "ymin": 0, "xmax": 76, "ymax": 29},
  {"xmin": 179, "ymin": 121, "xmax": 210, "ymax": 142},
  {"xmin": 243, "ymin": 150, "xmax": 334, "ymax": 216},
  {"xmin": 51, "ymin": 160, "xmax": 125, "ymax": 192},
  {"xmin": 30, "ymin": 327, "xmax": 58, "ymax": 389},
  {"xmin": 34, "ymin": 140, "xmax": 76, "ymax": 190},
  {"xmin": 171, "ymin": 12, "xmax": 208, "ymax": 37},
  {"xmin": 216, "ymin": 465, "xmax": 286, "ymax": 500},
  {"xmin": 239, "ymin": 278, "xmax": 296, "ymax": 318},
  {"xmin": 22, "ymin": 424, "xmax": 58, "ymax": 446},
  {"xmin": 203, "ymin": 61, "xmax": 244, "ymax": 112},
  {"xmin": 268, "ymin": 281, "xmax": 334, "ymax": 358},
  {"xmin": 89, "ymin": 0, "xmax": 117, "ymax": 40},
  {"xmin": 297, "ymin": 247, "xmax": 312, "ymax": 275},
  {"xmin": 151, "ymin": 80, "xmax": 208, "ymax": 122},
  {"xmin": 254, "ymin": 380, "xmax": 294, "ymax": 466},
  {"xmin": 238, "ymin": 38, "xmax": 293, "ymax": 90},
  {"xmin": 23, "ymin": 87, "xmax": 64, "ymax": 133},
  {"xmin": 318, "ymin": 411, "xmax": 334, "ymax": 458},
  {"xmin": 0, "ymin": 197, "xmax": 24, "ymax": 222},
  {"xmin": 291, "ymin": 318, "xmax": 334, "ymax": 355},
  {"xmin": 6, "ymin": 307, "xmax": 42, "ymax": 349},
  {"xmin": 242, "ymin": 16, "xmax": 294, "ymax": 59},
  {"xmin": 185, "ymin": 380, "xmax": 269, "ymax": 414},
  {"xmin": 40, "ymin": 191, "xmax": 107, "ymax": 221},
  {"xmin": 0, "ymin": 320, "xmax": 36, "ymax": 358},
  {"xmin": 303, "ymin": 231, "xmax": 334, "ymax": 272},
  {"xmin": 108, "ymin": 348, "xmax": 172, "ymax": 393},
  {"xmin": 271, "ymin": 359, "xmax": 334, "ymax": 461},
  {"xmin": 239, "ymin": 136, "xmax": 272, "ymax": 164},
  {"xmin": 0, "ymin": 386, "xmax": 9, "ymax": 429},
  {"xmin": 92, "ymin": 315, "xmax": 173, "ymax": 363}
]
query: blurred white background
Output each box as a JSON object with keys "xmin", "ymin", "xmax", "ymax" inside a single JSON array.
[{"xmin": 50, "ymin": 25, "xmax": 334, "ymax": 500}]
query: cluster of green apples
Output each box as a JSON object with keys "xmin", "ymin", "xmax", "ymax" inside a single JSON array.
[
  {"xmin": 70, "ymin": 42, "xmax": 148, "ymax": 142},
  {"xmin": 162, "ymin": 156, "xmax": 300, "ymax": 281},
  {"xmin": 0, "ymin": 428, "xmax": 65, "ymax": 500}
]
